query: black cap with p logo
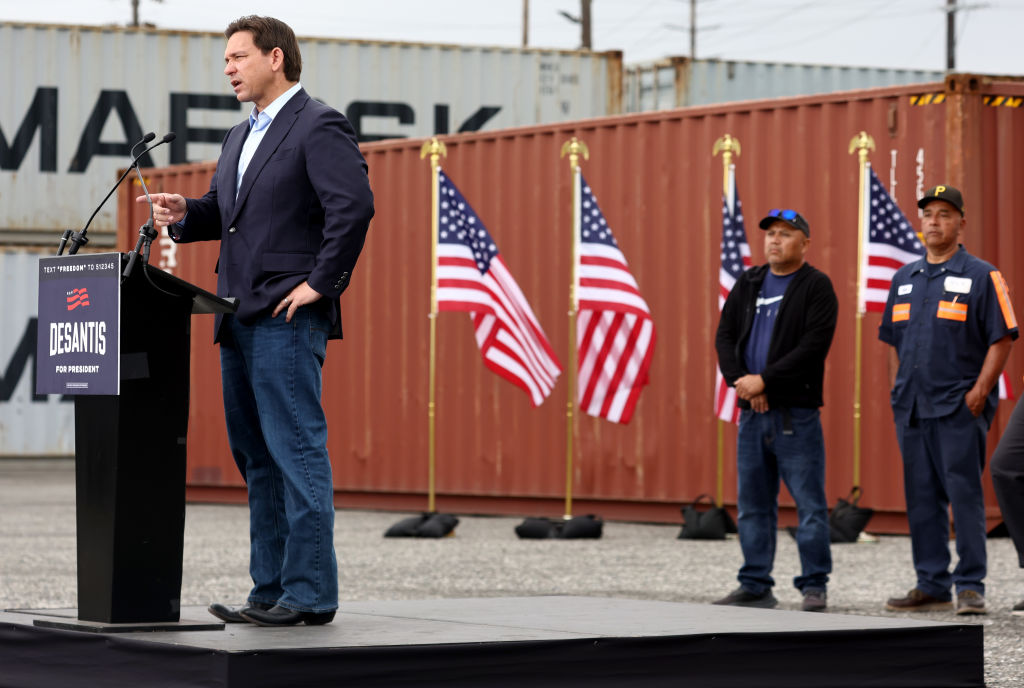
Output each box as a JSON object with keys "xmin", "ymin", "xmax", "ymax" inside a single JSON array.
[{"xmin": 918, "ymin": 185, "xmax": 965, "ymax": 215}]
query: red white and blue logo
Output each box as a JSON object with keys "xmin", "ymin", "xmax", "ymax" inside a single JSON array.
[{"xmin": 66, "ymin": 287, "xmax": 91, "ymax": 311}]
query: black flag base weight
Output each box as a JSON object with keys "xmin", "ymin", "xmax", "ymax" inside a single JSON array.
[
  {"xmin": 784, "ymin": 486, "xmax": 877, "ymax": 544},
  {"xmin": 987, "ymin": 521, "xmax": 1010, "ymax": 538},
  {"xmin": 384, "ymin": 512, "xmax": 459, "ymax": 538},
  {"xmin": 515, "ymin": 514, "xmax": 604, "ymax": 539},
  {"xmin": 827, "ymin": 486, "xmax": 875, "ymax": 543}
]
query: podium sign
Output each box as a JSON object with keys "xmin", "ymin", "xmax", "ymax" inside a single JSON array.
[
  {"xmin": 36, "ymin": 253, "xmax": 120, "ymax": 395},
  {"xmin": 32, "ymin": 252, "xmax": 236, "ymax": 625}
]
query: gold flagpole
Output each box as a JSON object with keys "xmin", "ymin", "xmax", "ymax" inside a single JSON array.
[
  {"xmin": 420, "ymin": 137, "xmax": 447, "ymax": 513},
  {"xmin": 560, "ymin": 136, "xmax": 589, "ymax": 520},
  {"xmin": 712, "ymin": 134, "xmax": 740, "ymax": 508},
  {"xmin": 848, "ymin": 131, "xmax": 875, "ymax": 493}
]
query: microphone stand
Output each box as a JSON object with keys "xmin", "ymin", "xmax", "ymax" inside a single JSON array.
[
  {"xmin": 57, "ymin": 132, "xmax": 156, "ymax": 256},
  {"xmin": 56, "ymin": 229, "xmax": 73, "ymax": 256},
  {"xmin": 122, "ymin": 190, "xmax": 158, "ymax": 281},
  {"xmin": 123, "ymin": 133, "xmax": 177, "ymax": 281}
]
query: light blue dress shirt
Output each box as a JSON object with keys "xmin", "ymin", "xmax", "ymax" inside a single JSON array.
[{"xmin": 236, "ymin": 81, "xmax": 303, "ymax": 198}]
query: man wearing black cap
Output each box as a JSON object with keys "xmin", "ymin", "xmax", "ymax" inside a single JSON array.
[
  {"xmin": 880, "ymin": 185, "xmax": 1017, "ymax": 615},
  {"xmin": 714, "ymin": 209, "xmax": 838, "ymax": 612}
]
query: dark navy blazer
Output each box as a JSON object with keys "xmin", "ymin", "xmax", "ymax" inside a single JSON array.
[{"xmin": 172, "ymin": 88, "xmax": 374, "ymax": 342}]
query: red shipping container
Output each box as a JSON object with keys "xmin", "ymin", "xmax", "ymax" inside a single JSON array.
[{"xmin": 118, "ymin": 74, "xmax": 1024, "ymax": 532}]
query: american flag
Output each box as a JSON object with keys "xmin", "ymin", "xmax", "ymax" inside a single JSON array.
[
  {"xmin": 863, "ymin": 166, "xmax": 1014, "ymax": 399},
  {"xmin": 435, "ymin": 170, "xmax": 562, "ymax": 406},
  {"xmin": 860, "ymin": 166, "xmax": 923, "ymax": 313},
  {"xmin": 576, "ymin": 174, "xmax": 656, "ymax": 424},
  {"xmin": 1000, "ymin": 374, "xmax": 1017, "ymax": 401},
  {"xmin": 715, "ymin": 170, "xmax": 751, "ymax": 423}
]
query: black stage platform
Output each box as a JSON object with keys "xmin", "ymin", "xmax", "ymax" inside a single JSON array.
[{"xmin": 0, "ymin": 596, "xmax": 982, "ymax": 687}]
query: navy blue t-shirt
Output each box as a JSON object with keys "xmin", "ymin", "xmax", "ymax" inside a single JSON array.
[{"xmin": 744, "ymin": 271, "xmax": 796, "ymax": 375}]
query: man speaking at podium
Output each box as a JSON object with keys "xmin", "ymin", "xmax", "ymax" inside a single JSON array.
[{"xmin": 141, "ymin": 15, "xmax": 374, "ymax": 626}]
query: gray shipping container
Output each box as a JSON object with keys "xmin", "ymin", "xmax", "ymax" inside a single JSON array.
[
  {"xmin": 0, "ymin": 250, "xmax": 75, "ymax": 456},
  {"xmin": 0, "ymin": 22, "xmax": 622, "ymax": 245},
  {"xmin": 624, "ymin": 57, "xmax": 943, "ymax": 112}
]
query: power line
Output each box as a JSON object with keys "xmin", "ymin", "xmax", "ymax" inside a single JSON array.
[
  {"xmin": 699, "ymin": 1, "xmax": 952, "ymax": 67},
  {"xmin": 696, "ymin": 0, "xmax": 819, "ymax": 44}
]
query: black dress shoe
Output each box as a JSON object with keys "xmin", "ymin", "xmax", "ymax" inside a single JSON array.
[
  {"xmin": 208, "ymin": 601, "xmax": 273, "ymax": 623},
  {"xmin": 240, "ymin": 604, "xmax": 336, "ymax": 627}
]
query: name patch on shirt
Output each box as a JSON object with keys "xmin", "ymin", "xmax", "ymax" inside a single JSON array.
[
  {"xmin": 944, "ymin": 276, "xmax": 972, "ymax": 294},
  {"xmin": 897, "ymin": 284, "xmax": 913, "ymax": 296}
]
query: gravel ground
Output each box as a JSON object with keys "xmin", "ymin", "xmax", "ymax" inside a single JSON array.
[{"xmin": 2, "ymin": 457, "xmax": 1021, "ymax": 686}]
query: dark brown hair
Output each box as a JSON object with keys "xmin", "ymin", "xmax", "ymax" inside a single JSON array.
[{"xmin": 225, "ymin": 16, "xmax": 302, "ymax": 82}]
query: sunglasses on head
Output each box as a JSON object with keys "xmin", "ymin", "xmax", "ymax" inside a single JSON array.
[{"xmin": 767, "ymin": 208, "xmax": 799, "ymax": 221}]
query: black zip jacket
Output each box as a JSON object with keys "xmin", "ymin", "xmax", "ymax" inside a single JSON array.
[{"xmin": 715, "ymin": 262, "xmax": 838, "ymax": 409}]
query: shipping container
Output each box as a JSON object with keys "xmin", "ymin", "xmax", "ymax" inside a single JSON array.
[
  {"xmin": 0, "ymin": 250, "xmax": 76, "ymax": 455},
  {"xmin": 111, "ymin": 74, "xmax": 1024, "ymax": 531},
  {"xmin": 625, "ymin": 57, "xmax": 943, "ymax": 112},
  {"xmin": 0, "ymin": 22, "xmax": 622, "ymax": 246}
]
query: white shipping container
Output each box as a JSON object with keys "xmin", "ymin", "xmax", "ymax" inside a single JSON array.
[
  {"xmin": 0, "ymin": 22, "xmax": 622, "ymax": 245},
  {"xmin": 625, "ymin": 57, "xmax": 943, "ymax": 113},
  {"xmin": 0, "ymin": 251, "xmax": 75, "ymax": 456}
]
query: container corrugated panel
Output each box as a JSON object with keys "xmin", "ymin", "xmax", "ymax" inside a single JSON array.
[
  {"xmin": 118, "ymin": 75, "xmax": 1024, "ymax": 529},
  {"xmin": 625, "ymin": 57, "xmax": 943, "ymax": 112},
  {"xmin": 1, "ymin": 22, "xmax": 621, "ymax": 246},
  {"xmin": 0, "ymin": 250, "xmax": 76, "ymax": 455}
]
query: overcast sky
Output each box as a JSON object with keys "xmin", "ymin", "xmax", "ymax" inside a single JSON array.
[{"xmin": 4, "ymin": 0, "xmax": 1023, "ymax": 73}]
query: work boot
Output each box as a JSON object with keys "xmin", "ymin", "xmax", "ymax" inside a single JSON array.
[
  {"xmin": 801, "ymin": 589, "xmax": 827, "ymax": 612},
  {"xmin": 712, "ymin": 586, "xmax": 777, "ymax": 609},
  {"xmin": 955, "ymin": 590, "xmax": 986, "ymax": 615},
  {"xmin": 884, "ymin": 588, "xmax": 952, "ymax": 612}
]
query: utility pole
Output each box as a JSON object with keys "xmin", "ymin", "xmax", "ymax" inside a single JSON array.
[
  {"xmin": 129, "ymin": 0, "xmax": 163, "ymax": 28},
  {"xmin": 946, "ymin": 0, "xmax": 956, "ymax": 71},
  {"xmin": 664, "ymin": 2, "xmax": 721, "ymax": 59},
  {"xmin": 557, "ymin": 0, "xmax": 593, "ymax": 50},
  {"xmin": 522, "ymin": 0, "xmax": 529, "ymax": 47},
  {"xmin": 581, "ymin": 0, "xmax": 592, "ymax": 50},
  {"xmin": 690, "ymin": 0, "xmax": 697, "ymax": 58}
]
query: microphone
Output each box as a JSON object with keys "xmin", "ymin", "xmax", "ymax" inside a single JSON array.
[
  {"xmin": 123, "ymin": 133, "xmax": 177, "ymax": 280},
  {"xmin": 131, "ymin": 131, "xmax": 156, "ymax": 159},
  {"xmin": 62, "ymin": 131, "xmax": 158, "ymax": 256}
]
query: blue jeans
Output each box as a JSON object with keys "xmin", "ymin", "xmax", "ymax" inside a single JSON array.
[
  {"xmin": 896, "ymin": 402, "xmax": 989, "ymax": 598},
  {"xmin": 220, "ymin": 307, "xmax": 337, "ymax": 613},
  {"xmin": 736, "ymin": 407, "xmax": 831, "ymax": 594}
]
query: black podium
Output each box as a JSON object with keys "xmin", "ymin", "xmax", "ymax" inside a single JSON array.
[{"xmin": 36, "ymin": 253, "xmax": 236, "ymax": 626}]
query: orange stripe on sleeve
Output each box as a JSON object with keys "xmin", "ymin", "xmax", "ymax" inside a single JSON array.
[{"xmin": 991, "ymin": 270, "xmax": 1018, "ymax": 330}]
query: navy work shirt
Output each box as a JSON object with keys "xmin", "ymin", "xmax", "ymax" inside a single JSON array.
[{"xmin": 878, "ymin": 245, "xmax": 1018, "ymax": 425}]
